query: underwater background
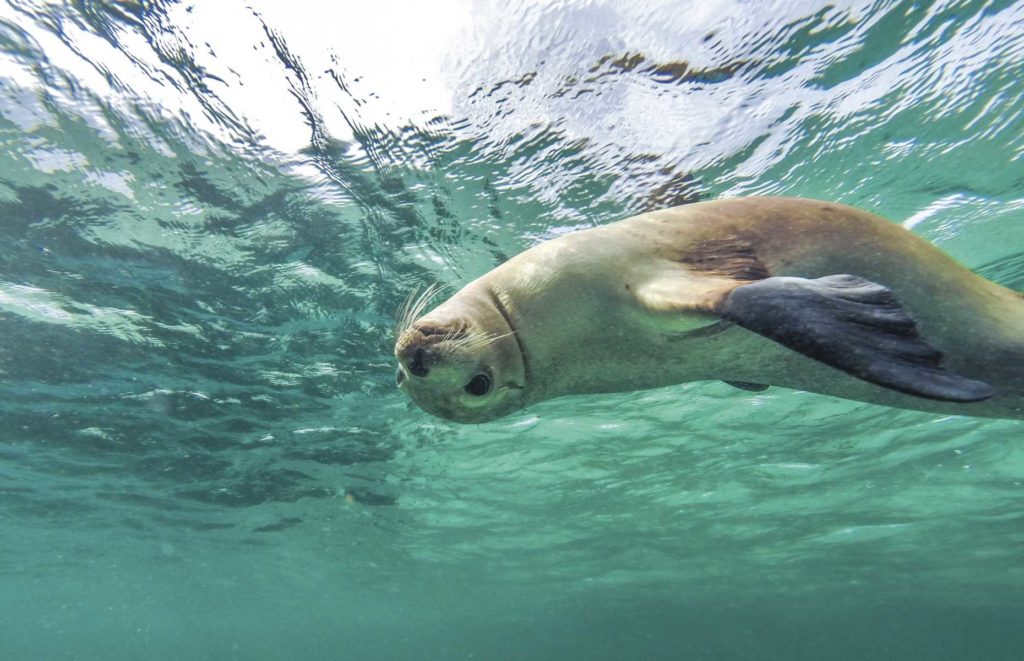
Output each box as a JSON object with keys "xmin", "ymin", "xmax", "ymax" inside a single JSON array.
[{"xmin": 1, "ymin": 1, "xmax": 1023, "ymax": 659}]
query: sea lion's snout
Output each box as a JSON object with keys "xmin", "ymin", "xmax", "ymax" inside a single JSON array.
[
  {"xmin": 405, "ymin": 345, "xmax": 433, "ymax": 377},
  {"xmin": 397, "ymin": 323, "xmax": 459, "ymax": 378}
]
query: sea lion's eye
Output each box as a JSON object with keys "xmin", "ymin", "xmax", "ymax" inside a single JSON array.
[{"xmin": 465, "ymin": 373, "xmax": 492, "ymax": 396}]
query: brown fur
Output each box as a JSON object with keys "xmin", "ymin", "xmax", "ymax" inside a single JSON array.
[{"xmin": 396, "ymin": 197, "xmax": 1024, "ymax": 422}]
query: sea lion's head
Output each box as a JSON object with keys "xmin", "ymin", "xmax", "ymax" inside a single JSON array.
[{"xmin": 394, "ymin": 284, "xmax": 526, "ymax": 423}]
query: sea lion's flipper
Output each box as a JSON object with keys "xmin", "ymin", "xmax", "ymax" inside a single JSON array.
[
  {"xmin": 718, "ymin": 274, "xmax": 995, "ymax": 402},
  {"xmin": 634, "ymin": 240, "xmax": 769, "ymax": 324},
  {"xmin": 724, "ymin": 380, "xmax": 769, "ymax": 392}
]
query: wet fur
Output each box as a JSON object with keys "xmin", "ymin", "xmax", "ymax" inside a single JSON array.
[{"xmin": 397, "ymin": 197, "xmax": 1024, "ymax": 421}]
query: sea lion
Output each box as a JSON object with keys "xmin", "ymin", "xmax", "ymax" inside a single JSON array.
[{"xmin": 393, "ymin": 197, "xmax": 1024, "ymax": 423}]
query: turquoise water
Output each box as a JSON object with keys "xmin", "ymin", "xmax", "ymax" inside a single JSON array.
[{"xmin": 1, "ymin": 1, "xmax": 1023, "ymax": 659}]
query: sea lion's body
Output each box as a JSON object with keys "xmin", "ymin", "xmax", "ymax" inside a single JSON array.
[{"xmin": 395, "ymin": 197, "xmax": 1024, "ymax": 422}]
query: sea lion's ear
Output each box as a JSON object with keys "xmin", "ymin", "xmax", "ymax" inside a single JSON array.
[{"xmin": 717, "ymin": 274, "xmax": 994, "ymax": 403}]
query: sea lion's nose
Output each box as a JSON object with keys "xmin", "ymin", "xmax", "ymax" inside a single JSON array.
[{"xmin": 403, "ymin": 345, "xmax": 432, "ymax": 377}]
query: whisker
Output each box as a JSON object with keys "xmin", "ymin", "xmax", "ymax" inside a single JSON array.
[
  {"xmin": 450, "ymin": 330, "xmax": 515, "ymax": 353},
  {"xmin": 394, "ymin": 287, "xmax": 422, "ymax": 335},
  {"xmin": 479, "ymin": 330, "xmax": 515, "ymax": 349},
  {"xmin": 397, "ymin": 284, "xmax": 433, "ymax": 332},
  {"xmin": 403, "ymin": 286, "xmax": 431, "ymax": 333},
  {"xmin": 410, "ymin": 284, "xmax": 443, "ymax": 331},
  {"xmin": 394, "ymin": 282, "xmax": 448, "ymax": 337}
]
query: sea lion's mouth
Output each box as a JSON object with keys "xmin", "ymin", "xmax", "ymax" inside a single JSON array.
[{"xmin": 407, "ymin": 346, "xmax": 431, "ymax": 377}]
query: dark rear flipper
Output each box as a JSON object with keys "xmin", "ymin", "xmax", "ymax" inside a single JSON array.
[
  {"xmin": 719, "ymin": 274, "xmax": 994, "ymax": 403},
  {"xmin": 723, "ymin": 380, "xmax": 769, "ymax": 392}
]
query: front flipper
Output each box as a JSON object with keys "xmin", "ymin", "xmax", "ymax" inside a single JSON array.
[{"xmin": 718, "ymin": 274, "xmax": 994, "ymax": 403}]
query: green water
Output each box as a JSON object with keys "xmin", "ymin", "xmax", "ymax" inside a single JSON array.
[{"xmin": 1, "ymin": 1, "xmax": 1023, "ymax": 659}]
